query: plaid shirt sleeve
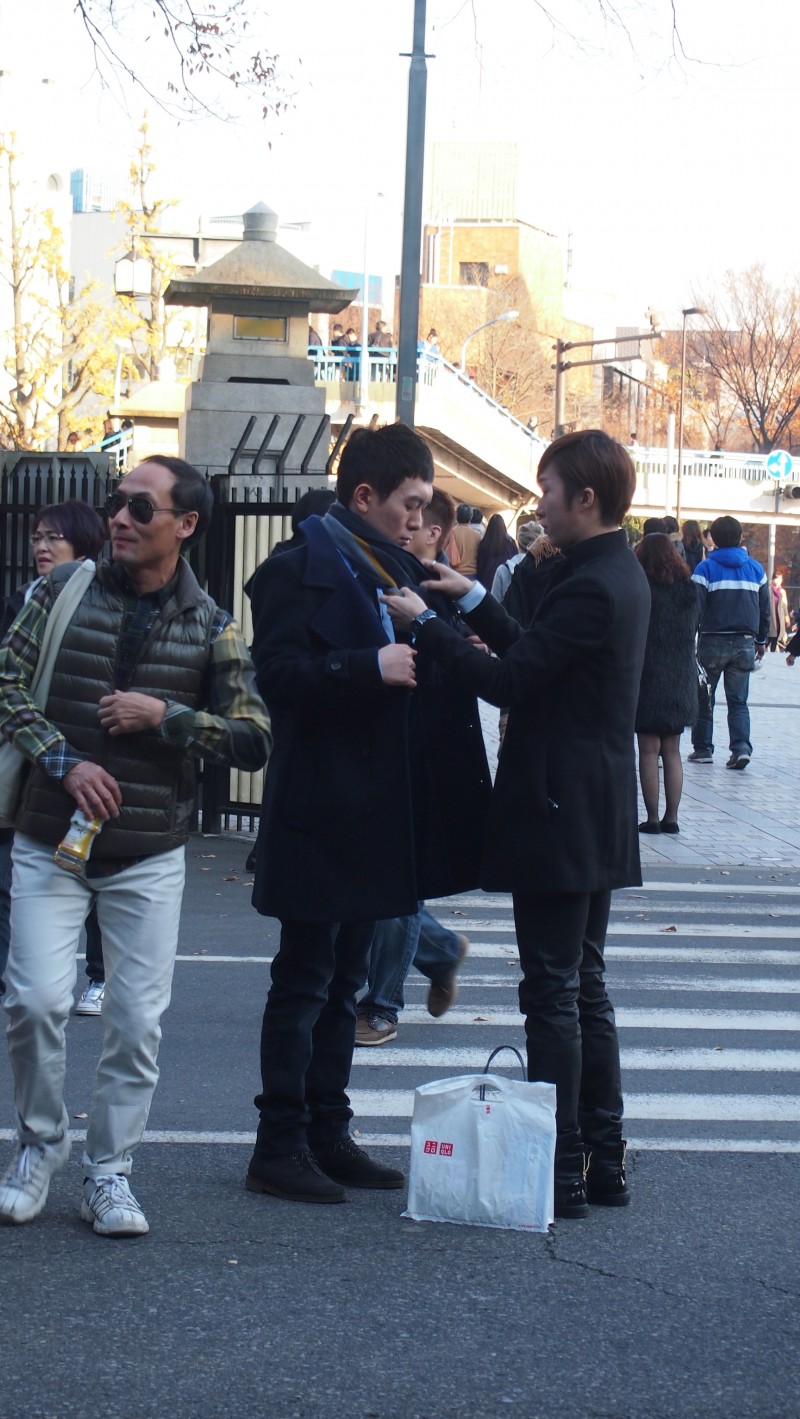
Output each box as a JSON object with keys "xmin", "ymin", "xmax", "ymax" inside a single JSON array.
[
  {"xmin": 0, "ymin": 579, "xmax": 83, "ymax": 778},
  {"xmin": 158, "ymin": 609, "xmax": 272, "ymax": 770}
]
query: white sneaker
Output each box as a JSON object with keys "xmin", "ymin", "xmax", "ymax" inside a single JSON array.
[
  {"xmin": 81, "ymin": 1174, "xmax": 149, "ymax": 1236},
  {"xmin": 0, "ymin": 1137, "xmax": 70, "ymax": 1225},
  {"xmin": 75, "ymin": 982, "xmax": 105, "ymax": 1015}
]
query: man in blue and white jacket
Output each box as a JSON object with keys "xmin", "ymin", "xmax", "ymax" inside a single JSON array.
[{"xmin": 688, "ymin": 515, "xmax": 769, "ymax": 770}]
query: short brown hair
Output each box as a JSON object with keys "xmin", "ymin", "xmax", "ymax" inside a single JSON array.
[
  {"xmin": 423, "ymin": 488, "xmax": 456, "ymax": 543},
  {"xmin": 537, "ymin": 430, "xmax": 636, "ymax": 526}
]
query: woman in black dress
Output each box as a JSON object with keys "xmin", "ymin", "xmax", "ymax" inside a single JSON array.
[{"xmin": 634, "ymin": 533, "xmax": 698, "ymax": 833}]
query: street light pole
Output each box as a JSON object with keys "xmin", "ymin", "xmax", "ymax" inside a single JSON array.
[
  {"xmin": 676, "ymin": 306, "xmax": 705, "ymax": 524},
  {"xmin": 552, "ymin": 314, "xmax": 664, "ymax": 438},
  {"xmin": 459, "ymin": 310, "xmax": 519, "ymax": 375},
  {"xmin": 395, "ymin": 0, "xmax": 429, "ymax": 428}
]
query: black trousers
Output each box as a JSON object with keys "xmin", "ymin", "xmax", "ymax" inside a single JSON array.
[
  {"xmin": 513, "ymin": 888, "xmax": 624, "ymax": 1180},
  {"xmin": 253, "ymin": 919, "xmax": 375, "ymax": 1158}
]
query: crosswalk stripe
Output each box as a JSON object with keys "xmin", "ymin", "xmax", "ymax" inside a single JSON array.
[
  {"xmin": 393, "ymin": 1006, "xmax": 800, "ymax": 1029},
  {"xmin": 429, "ymin": 883, "xmax": 800, "ymax": 905},
  {"xmin": 353, "ymin": 1047, "xmax": 800, "ymax": 1072},
  {"xmin": 433, "ymin": 973, "xmax": 800, "ymax": 993},
  {"xmin": 134, "ymin": 943, "xmax": 800, "ymax": 967},
  {"xmin": 354, "ymin": 1134, "xmax": 800, "ymax": 1154},
  {"xmin": 344, "ymin": 1090, "xmax": 800, "ymax": 1121},
  {"xmin": 2, "ymin": 1129, "xmax": 797, "ymax": 1154},
  {"xmin": 445, "ymin": 920, "xmax": 800, "ymax": 938}
]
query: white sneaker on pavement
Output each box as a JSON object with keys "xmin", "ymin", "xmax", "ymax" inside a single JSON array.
[
  {"xmin": 81, "ymin": 1174, "xmax": 149, "ymax": 1236},
  {"xmin": 75, "ymin": 982, "xmax": 105, "ymax": 1015},
  {"xmin": 0, "ymin": 1137, "xmax": 71, "ymax": 1225}
]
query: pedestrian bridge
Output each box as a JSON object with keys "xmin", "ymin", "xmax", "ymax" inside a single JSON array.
[
  {"xmin": 313, "ymin": 348, "xmax": 547, "ymax": 513},
  {"xmin": 312, "ymin": 350, "xmax": 800, "ymax": 525}
]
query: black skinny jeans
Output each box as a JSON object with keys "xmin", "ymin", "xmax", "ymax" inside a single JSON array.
[
  {"xmin": 513, "ymin": 888, "xmax": 624, "ymax": 1180},
  {"xmin": 254, "ymin": 919, "xmax": 375, "ymax": 1158}
]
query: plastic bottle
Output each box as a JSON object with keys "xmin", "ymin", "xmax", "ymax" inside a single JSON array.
[{"xmin": 53, "ymin": 811, "xmax": 103, "ymax": 875}]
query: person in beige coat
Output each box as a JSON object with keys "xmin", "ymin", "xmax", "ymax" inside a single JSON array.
[{"xmin": 768, "ymin": 572, "xmax": 790, "ymax": 651}]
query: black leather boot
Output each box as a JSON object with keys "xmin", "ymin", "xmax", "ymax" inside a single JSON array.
[{"xmin": 584, "ymin": 1140, "xmax": 630, "ymax": 1207}]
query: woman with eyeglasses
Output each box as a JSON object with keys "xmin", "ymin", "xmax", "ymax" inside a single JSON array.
[{"xmin": 0, "ymin": 500, "xmax": 106, "ymax": 1015}]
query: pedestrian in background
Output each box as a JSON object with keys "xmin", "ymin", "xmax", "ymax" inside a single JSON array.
[
  {"xmin": 688, "ymin": 514, "xmax": 768, "ymax": 770},
  {"xmin": 0, "ymin": 500, "xmax": 107, "ymax": 1011},
  {"xmin": 768, "ymin": 571, "xmax": 789, "ymax": 651},
  {"xmin": 490, "ymin": 519, "xmax": 543, "ymax": 603},
  {"xmin": 681, "ymin": 519, "xmax": 705, "ymax": 572},
  {"xmin": 634, "ymin": 533, "xmax": 698, "ymax": 834},
  {"xmin": 476, "ymin": 513, "xmax": 516, "ymax": 591}
]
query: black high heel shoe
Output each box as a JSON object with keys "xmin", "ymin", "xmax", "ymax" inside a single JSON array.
[
  {"xmin": 659, "ymin": 820, "xmax": 680, "ymax": 834},
  {"xmin": 638, "ymin": 821, "xmax": 661, "ymax": 834}
]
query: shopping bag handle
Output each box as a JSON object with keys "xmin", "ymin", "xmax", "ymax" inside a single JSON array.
[{"xmin": 478, "ymin": 1045, "xmax": 526, "ymax": 1099}]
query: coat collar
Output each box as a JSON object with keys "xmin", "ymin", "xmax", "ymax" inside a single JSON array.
[{"xmin": 565, "ymin": 528, "xmax": 629, "ymax": 567}]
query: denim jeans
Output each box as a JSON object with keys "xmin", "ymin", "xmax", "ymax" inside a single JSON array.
[
  {"xmin": 692, "ymin": 634, "xmax": 756, "ymax": 756},
  {"xmin": 513, "ymin": 889, "xmax": 623, "ymax": 1182},
  {"xmin": 357, "ymin": 904, "xmax": 463, "ymax": 1026}
]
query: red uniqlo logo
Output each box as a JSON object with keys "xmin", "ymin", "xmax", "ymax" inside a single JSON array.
[
  {"xmin": 439, "ymin": 1142, "xmax": 453, "ymax": 1157},
  {"xmin": 424, "ymin": 1139, "xmax": 438, "ymax": 1154}
]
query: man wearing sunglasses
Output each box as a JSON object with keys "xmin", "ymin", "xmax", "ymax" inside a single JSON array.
[{"xmin": 0, "ymin": 456, "xmax": 271, "ymax": 1237}]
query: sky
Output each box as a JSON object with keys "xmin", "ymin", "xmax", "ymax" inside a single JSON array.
[{"xmin": 2, "ymin": 0, "xmax": 798, "ymax": 331}]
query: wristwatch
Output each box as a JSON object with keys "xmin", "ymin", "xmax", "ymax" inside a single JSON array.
[{"xmin": 410, "ymin": 608, "xmax": 438, "ymax": 643}]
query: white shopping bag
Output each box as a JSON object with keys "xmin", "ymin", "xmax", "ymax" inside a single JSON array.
[{"xmin": 403, "ymin": 1051, "xmax": 556, "ymax": 1232}]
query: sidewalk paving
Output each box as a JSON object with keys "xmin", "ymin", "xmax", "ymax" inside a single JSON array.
[{"xmin": 479, "ymin": 649, "xmax": 800, "ymax": 870}]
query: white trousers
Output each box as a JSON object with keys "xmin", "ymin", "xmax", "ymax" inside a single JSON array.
[{"xmin": 4, "ymin": 835, "xmax": 185, "ymax": 1180}]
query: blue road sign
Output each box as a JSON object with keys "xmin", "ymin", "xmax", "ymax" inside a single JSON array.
[{"xmin": 766, "ymin": 449, "xmax": 793, "ymax": 480}]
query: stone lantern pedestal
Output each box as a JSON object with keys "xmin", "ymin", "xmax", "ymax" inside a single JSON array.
[{"xmin": 165, "ymin": 203, "xmax": 356, "ymax": 490}]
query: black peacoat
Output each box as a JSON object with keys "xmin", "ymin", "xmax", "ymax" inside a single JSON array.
[
  {"xmin": 635, "ymin": 579, "xmax": 698, "ymax": 735},
  {"xmin": 250, "ymin": 517, "xmax": 490, "ymax": 923},
  {"xmin": 416, "ymin": 529, "xmax": 651, "ymax": 894}
]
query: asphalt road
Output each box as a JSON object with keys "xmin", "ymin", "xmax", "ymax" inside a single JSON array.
[{"xmin": 0, "ymin": 834, "xmax": 798, "ymax": 1418}]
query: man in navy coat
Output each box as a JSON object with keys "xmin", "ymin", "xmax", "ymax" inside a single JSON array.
[
  {"xmin": 384, "ymin": 431, "xmax": 651, "ymax": 1220},
  {"xmin": 247, "ymin": 423, "xmax": 490, "ymax": 1203}
]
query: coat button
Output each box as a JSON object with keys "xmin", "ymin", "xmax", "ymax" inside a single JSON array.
[{"xmin": 330, "ymin": 659, "xmax": 342, "ymax": 671}]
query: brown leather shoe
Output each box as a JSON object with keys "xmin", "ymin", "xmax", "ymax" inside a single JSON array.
[{"xmin": 426, "ymin": 935, "xmax": 469, "ymax": 1018}]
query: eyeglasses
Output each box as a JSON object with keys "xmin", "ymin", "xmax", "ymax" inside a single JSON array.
[
  {"xmin": 104, "ymin": 492, "xmax": 183, "ymax": 526},
  {"xmin": 30, "ymin": 532, "xmax": 67, "ymax": 548}
]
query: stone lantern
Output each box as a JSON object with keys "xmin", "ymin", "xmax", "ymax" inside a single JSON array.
[{"xmin": 164, "ymin": 202, "xmax": 357, "ymax": 488}]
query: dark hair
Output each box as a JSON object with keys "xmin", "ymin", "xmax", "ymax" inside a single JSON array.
[
  {"xmin": 682, "ymin": 519, "xmax": 702, "ymax": 542},
  {"xmin": 662, "ymin": 515, "xmax": 679, "ymax": 535},
  {"xmin": 456, "ymin": 503, "xmax": 473, "ymax": 524},
  {"xmin": 291, "ymin": 487, "xmax": 336, "ymax": 533},
  {"xmin": 538, "ymin": 430, "xmax": 636, "ymax": 525},
  {"xmin": 33, "ymin": 499, "xmax": 105, "ymax": 559},
  {"xmin": 709, "ymin": 515, "xmax": 742, "ymax": 549},
  {"xmin": 635, "ymin": 532, "xmax": 690, "ymax": 585},
  {"xmin": 481, "ymin": 513, "xmax": 513, "ymax": 558},
  {"xmin": 423, "ymin": 488, "xmax": 456, "ymax": 540},
  {"xmin": 336, "ymin": 423, "xmax": 433, "ymax": 504},
  {"xmin": 141, "ymin": 455, "xmax": 213, "ymax": 545},
  {"xmin": 643, "ymin": 517, "xmax": 667, "ymax": 537},
  {"xmin": 470, "ymin": 507, "xmax": 484, "ymax": 524}
]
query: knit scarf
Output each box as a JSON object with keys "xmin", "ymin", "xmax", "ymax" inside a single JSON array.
[{"xmin": 322, "ymin": 502, "xmax": 453, "ymax": 619}]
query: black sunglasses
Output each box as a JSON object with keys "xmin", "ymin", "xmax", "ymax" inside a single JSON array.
[{"xmin": 103, "ymin": 492, "xmax": 184, "ymax": 526}]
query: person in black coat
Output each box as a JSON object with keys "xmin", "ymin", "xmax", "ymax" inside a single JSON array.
[
  {"xmin": 247, "ymin": 423, "xmax": 490, "ymax": 1205},
  {"xmin": 634, "ymin": 534, "xmax": 698, "ymax": 834},
  {"xmin": 383, "ymin": 430, "xmax": 651, "ymax": 1219}
]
